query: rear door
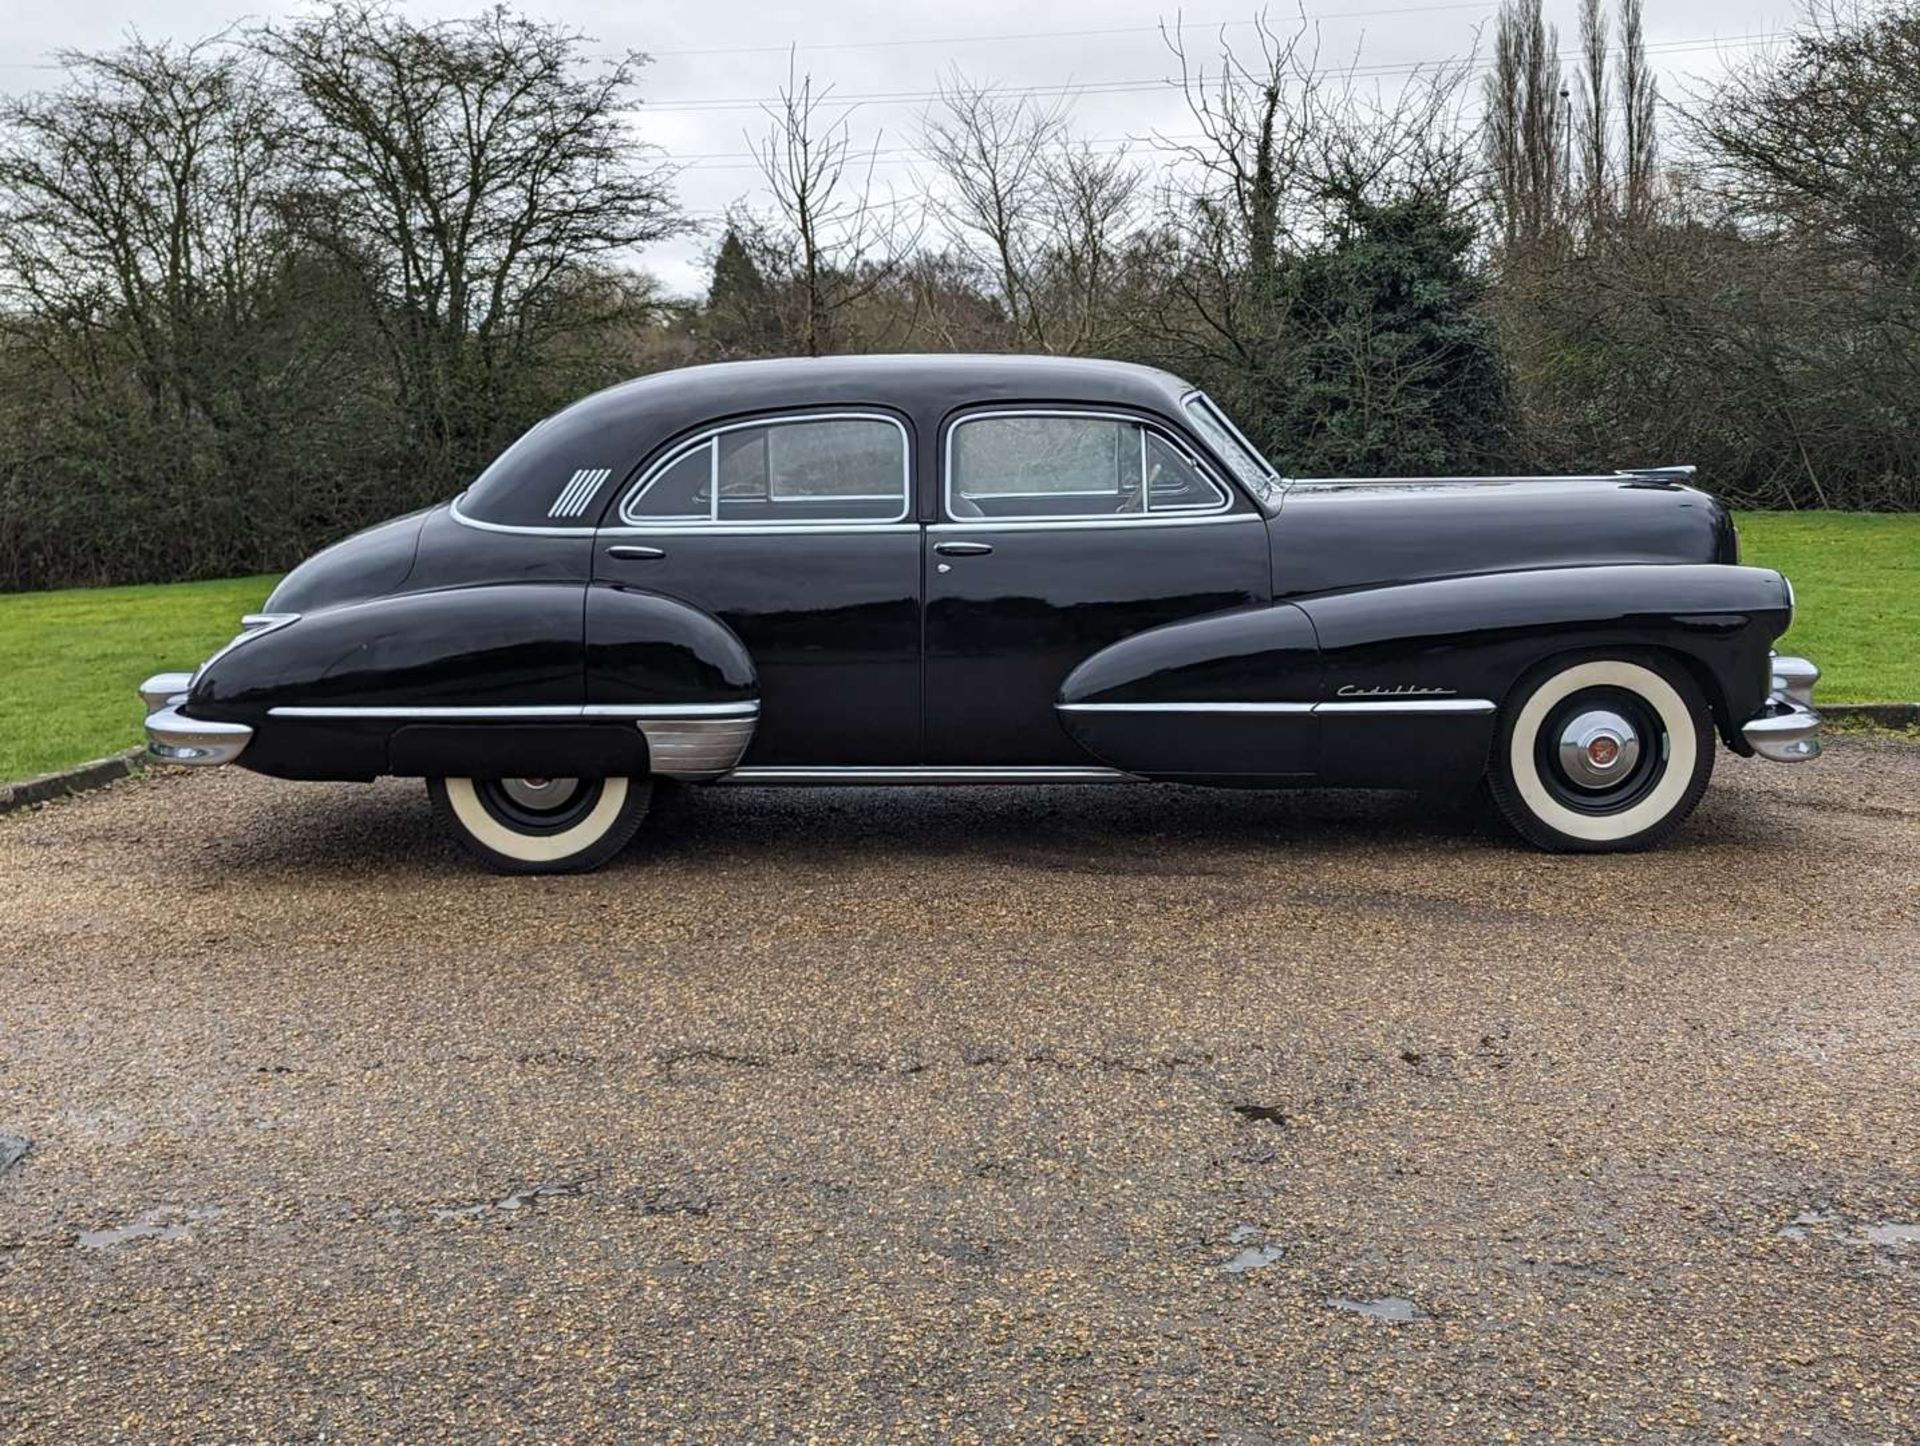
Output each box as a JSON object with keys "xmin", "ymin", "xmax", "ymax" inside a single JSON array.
[
  {"xmin": 590, "ymin": 411, "xmax": 922, "ymax": 765},
  {"xmin": 922, "ymin": 408, "xmax": 1271, "ymax": 765}
]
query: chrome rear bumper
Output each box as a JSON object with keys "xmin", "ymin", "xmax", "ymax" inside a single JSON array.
[
  {"xmin": 1742, "ymin": 654, "xmax": 1822, "ymax": 763},
  {"xmin": 144, "ymin": 706, "xmax": 253, "ymax": 766}
]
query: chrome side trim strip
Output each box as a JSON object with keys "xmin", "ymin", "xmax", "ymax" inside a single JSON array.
[
  {"xmin": 582, "ymin": 702, "xmax": 759, "ymax": 718},
  {"xmin": 1058, "ymin": 701, "xmax": 1316, "ymax": 715},
  {"xmin": 1314, "ymin": 699, "xmax": 1497, "ymax": 715},
  {"xmin": 268, "ymin": 702, "xmax": 759, "ymax": 720},
  {"xmin": 1057, "ymin": 698, "xmax": 1496, "ymax": 716},
  {"xmin": 715, "ymin": 765, "xmax": 1135, "ymax": 785}
]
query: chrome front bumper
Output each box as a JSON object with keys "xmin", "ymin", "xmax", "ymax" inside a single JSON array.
[
  {"xmin": 140, "ymin": 673, "xmax": 252, "ymax": 766},
  {"xmin": 1742, "ymin": 654, "xmax": 1822, "ymax": 763}
]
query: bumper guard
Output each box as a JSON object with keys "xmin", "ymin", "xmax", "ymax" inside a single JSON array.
[{"xmin": 1742, "ymin": 654, "xmax": 1822, "ymax": 763}]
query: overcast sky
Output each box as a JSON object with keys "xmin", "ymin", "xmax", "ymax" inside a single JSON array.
[{"xmin": 0, "ymin": 0, "xmax": 1805, "ymax": 296}]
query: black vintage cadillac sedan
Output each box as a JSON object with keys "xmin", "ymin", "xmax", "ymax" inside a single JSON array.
[{"xmin": 141, "ymin": 355, "xmax": 1822, "ymax": 872}]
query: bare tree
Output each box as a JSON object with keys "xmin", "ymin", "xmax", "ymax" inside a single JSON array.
[
  {"xmin": 744, "ymin": 56, "xmax": 910, "ymax": 356},
  {"xmin": 259, "ymin": 2, "xmax": 680, "ymax": 468},
  {"xmin": 0, "ymin": 35, "xmax": 293, "ymax": 423},
  {"xmin": 1035, "ymin": 140, "xmax": 1145, "ymax": 353},
  {"xmin": 919, "ymin": 72, "xmax": 1068, "ymax": 347},
  {"xmin": 1618, "ymin": 0, "xmax": 1658, "ymax": 226}
]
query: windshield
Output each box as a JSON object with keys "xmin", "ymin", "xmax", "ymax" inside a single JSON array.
[{"xmin": 1183, "ymin": 392, "xmax": 1282, "ymax": 507}]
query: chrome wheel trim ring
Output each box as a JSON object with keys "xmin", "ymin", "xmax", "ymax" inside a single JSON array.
[{"xmin": 1555, "ymin": 709, "xmax": 1642, "ymax": 790}]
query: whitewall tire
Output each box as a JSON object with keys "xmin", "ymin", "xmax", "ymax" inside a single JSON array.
[
  {"xmin": 1488, "ymin": 656, "xmax": 1715, "ymax": 852},
  {"xmin": 428, "ymin": 776, "xmax": 653, "ymax": 874}
]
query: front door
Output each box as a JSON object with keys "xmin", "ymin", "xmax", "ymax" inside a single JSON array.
[
  {"xmin": 591, "ymin": 411, "xmax": 922, "ymax": 764},
  {"xmin": 922, "ymin": 408, "xmax": 1271, "ymax": 765}
]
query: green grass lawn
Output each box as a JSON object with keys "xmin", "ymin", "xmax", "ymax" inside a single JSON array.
[
  {"xmin": 0, "ymin": 511, "xmax": 1913, "ymax": 784},
  {"xmin": 0, "ymin": 574, "xmax": 278, "ymax": 783},
  {"xmin": 1736, "ymin": 512, "xmax": 1920, "ymax": 704}
]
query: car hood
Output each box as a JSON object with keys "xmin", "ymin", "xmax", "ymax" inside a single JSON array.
[{"xmin": 1269, "ymin": 477, "xmax": 1737, "ymax": 599}]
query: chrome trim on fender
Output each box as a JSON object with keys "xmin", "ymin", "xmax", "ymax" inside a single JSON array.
[
  {"xmin": 639, "ymin": 718, "xmax": 756, "ymax": 780},
  {"xmin": 267, "ymin": 702, "xmax": 758, "ymax": 720},
  {"xmin": 1057, "ymin": 697, "xmax": 1495, "ymax": 716},
  {"xmin": 715, "ymin": 765, "xmax": 1135, "ymax": 785},
  {"xmin": 1058, "ymin": 701, "xmax": 1316, "ymax": 715},
  {"xmin": 144, "ymin": 706, "xmax": 253, "ymax": 767},
  {"xmin": 1313, "ymin": 699, "xmax": 1497, "ymax": 715},
  {"xmin": 197, "ymin": 612, "xmax": 300, "ymax": 675}
]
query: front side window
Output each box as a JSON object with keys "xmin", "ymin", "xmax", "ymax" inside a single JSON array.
[
  {"xmin": 622, "ymin": 414, "xmax": 909, "ymax": 525},
  {"xmin": 947, "ymin": 413, "xmax": 1230, "ymax": 520},
  {"xmin": 1182, "ymin": 392, "xmax": 1281, "ymax": 506}
]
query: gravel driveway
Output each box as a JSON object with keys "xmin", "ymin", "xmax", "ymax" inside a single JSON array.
[{"xmin": 2, "ymin": 738, "xmax": 1916, "ymax": 1441}]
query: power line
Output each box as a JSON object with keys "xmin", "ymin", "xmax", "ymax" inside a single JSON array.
[
  {"xmin": 641, "ymin": 1, "xmax": 1500, "ymax": 60},
  {"xmin": 653, "ymin": 29, "xmax": 1791, "ymax": 124}
]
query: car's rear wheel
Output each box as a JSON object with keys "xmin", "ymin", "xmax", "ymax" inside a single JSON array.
[
  {"xmin": 1488, "ymin": 655, "xmax": 1715, "ymax": 852},
  {"xmin": 427, "ymin": 775, "xmax": 652, "ymax": 874}
]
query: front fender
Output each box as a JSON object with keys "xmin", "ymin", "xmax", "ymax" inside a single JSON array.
[{"xmin": 1298, "ymin": 563, "xmax": 1791, "ymax": 744}]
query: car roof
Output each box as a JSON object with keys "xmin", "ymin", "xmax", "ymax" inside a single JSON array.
[{"xmin": 457, "ymin": 354, "xmax": 1201, "ymax": 530}]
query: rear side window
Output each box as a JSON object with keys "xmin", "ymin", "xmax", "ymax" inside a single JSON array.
[
  {"xmin": 947, "ymin": 412, "xmax": 1229, "ymax": 520},
  {"xmin": 622, "ymin": 414, "xmax": 910, "ymax": 525}
]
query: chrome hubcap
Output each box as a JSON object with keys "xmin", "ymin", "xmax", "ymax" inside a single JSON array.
[
  {"xmin": 499, "ymin": 777, "xmax": 581, "ymax": 811},
  {"xmin": 1556, "ymin": 710, "xmax": 1641, "ymax": 790}
]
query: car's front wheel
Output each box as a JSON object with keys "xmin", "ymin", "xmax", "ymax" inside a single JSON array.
[
  {"xmin": 1488, "ymin": 655, "xmax": 1715, "ymax": 852},
  {"xmin": 427, "ymin": 776, "xmax": 653, "ymax": 874}
]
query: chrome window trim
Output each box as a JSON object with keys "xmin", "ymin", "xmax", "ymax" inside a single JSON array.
[
  {"xmin": 1181, "ymin": 390, "xmax": 1287, "ymax": 498},
  {"xmin": 943, "ymin": 407, "xmax": 1234, "ymax": 524},
  {"xmin": 602, "ymin": 521, "xmax": 923, "ymax": 539},
  {"xmin": 267, "ymin": 702, "xmax": 758, "ymax": 720},
  {"xmin": 618, "ymin": 411, "xmax": 912, "ymax": 528},
  {"xmin": 1059, "ymin": 698, "xmax": 1495, "ymax": 716},
  {"xmin": 928, "ymin": 513, "xmax": 1259, "ymax": 534}
]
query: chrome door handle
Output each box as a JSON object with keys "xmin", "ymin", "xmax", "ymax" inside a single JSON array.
[
  {"xmin": 606, "ymin": 544, "xmax": 665, "ymax": 560},
  {"xmin": 934, "ymin": 541, "xmax": 993, "ymax": 556}
]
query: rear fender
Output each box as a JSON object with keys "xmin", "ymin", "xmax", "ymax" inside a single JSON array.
[{"xmin": 188, "ymin": 582, "xmax": 757, "ymax": 781}]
